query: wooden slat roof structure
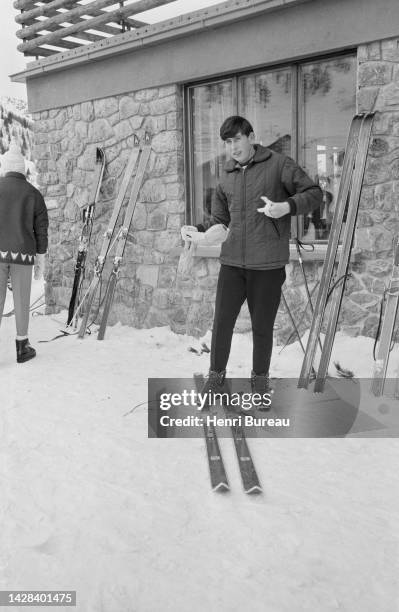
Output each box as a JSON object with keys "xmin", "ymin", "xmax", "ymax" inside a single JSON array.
[{"xmin": 15, "ymin": 0, "xmax": 176, "ymax": 57}]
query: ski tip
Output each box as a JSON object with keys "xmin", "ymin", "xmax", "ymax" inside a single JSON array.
[
  {"xmin": 213, "ymin": 482, "xmax": 230, "ymax": 493},
  {"xmin": 245, "ymin": 485, "xmax": 263, "ymax": 495}
]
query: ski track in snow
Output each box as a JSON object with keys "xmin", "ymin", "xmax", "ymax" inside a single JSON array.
[{"xmin": 1, "ymin": 280, "xmax": 398, "ymax": 611}]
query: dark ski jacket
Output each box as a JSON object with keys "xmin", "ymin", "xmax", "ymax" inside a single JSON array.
[
  {"xmin": 0, "ymin": 172, "xmax": 48, "ymax": 266},
  {"xmin": 198, "ymin": 145, "xmax": 322, "ymax": 270}
]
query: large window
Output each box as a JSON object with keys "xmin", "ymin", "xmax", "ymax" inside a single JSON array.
[{"xmin": 185, "ymin": 54, "xmax": 356, "ymax": 242}]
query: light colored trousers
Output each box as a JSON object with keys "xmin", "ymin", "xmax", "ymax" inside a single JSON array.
[{"xmin": 0, "ymin": 263, "xmax": 33, "ymax": 337}]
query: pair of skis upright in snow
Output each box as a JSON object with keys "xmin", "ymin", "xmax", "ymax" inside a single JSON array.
[
  {"xmin": 298, "ymin": 112, "xmax": 375, "ymax": 392},
  {"xmin": 194, "ymin": 374, "xmax": 262, "ymax": 495},
  {"xmin": 68, "ymin": 134, "xmax": 151, "ymax": 340}
]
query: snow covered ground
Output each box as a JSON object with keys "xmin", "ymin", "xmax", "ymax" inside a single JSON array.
[{"xmin": 1, "ymin": 280, "xmax": 398, "ymax": 611}]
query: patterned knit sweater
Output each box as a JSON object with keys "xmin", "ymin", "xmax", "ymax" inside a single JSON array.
[{"xmin": 0, "ymin": 172, "xmax": 48, "ymax": 266}]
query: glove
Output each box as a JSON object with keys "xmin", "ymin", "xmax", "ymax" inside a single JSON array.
[
  {"xmin": 203, "ymin": 224, "xmax": 228, "ymax": 245},
  {"xmin": 180, "ymin": 225, "xmax": 205, "ymax": 243},
  {"xmin": 34, "ymin": 253, "xmax": 46, "ymax": 280},
  {"xmin": 181, "ymin": 225, "xmax": 198, "ymax": 241}
]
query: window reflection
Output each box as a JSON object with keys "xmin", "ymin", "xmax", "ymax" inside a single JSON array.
[
  {"xmin": 190, "ymin": 81, "xmax": 233, "ymax": 223},
  {"xmin": 239, "ymin": 69, "xmax": 292, "ymax": 154},
  {"xmin": 301, "ymin": 57, "xmax": 356, "ymax": 241}
]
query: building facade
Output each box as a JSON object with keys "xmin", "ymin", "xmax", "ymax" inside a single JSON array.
[{"xmin": 13, "ymin": 0, "xmax": 399, "ymax": 340}]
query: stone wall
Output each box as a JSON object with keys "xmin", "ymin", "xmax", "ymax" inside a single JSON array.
[
  {"xmin": 33, "ymin": 37, "xmax": 399, "ymax": 341},
  {"xmin": 33, "ymin": 85, "xmax": 188, "ymax": 330}
]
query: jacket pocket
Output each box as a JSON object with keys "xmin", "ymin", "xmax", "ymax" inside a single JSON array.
[{"xmin": 270, "ymin": 219, "xmax": 280, "ymax": 238}]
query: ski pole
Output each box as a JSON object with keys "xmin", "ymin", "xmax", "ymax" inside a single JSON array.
[
  {"xmin": 279, "ymin": 281, "xmax": 320, "ymax": 353},
  {"xmin": 295, "ymin": 238, "xmax": 323, "ymax": 352},
  {"xmin": 281, "ymin": 290, "xmax": 307, "ymax": 354}
]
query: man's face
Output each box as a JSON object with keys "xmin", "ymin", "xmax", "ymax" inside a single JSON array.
[{"xmin": 224, "ymin": 131, "xmax": 255, "ymax": 164}]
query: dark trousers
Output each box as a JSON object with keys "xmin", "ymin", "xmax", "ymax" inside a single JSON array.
[{"xmin": 210, "ymin": 265, "xmax": 286, "ymax": 374}]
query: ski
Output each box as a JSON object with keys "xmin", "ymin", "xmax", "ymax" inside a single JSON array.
[
  {"xmin": 67, "ymin": 147, "xmax": 105, "ymax": 327},
  {"xmin": 194, "ymin": 374, "xmax": 229, "ymax": 492},
  {"xmin": 77, "ymin": 137, "xmax": 141, "ymax": 339},
  {"xmin": 313, "ymin": 113, "xmax": 374, "ymax": 392},
  {"xmin": 371, "ymin": 235, "xmax": 399, "ymax": 396},
  {"xmin": 97, "ymin": 133, "xmax": 151, "ymax": 340},
  {"xmin": 298, "ymin": 114, "xmax": 369, "ymax": 389},
  {"xmin": 228, "ymin": 414, "xmax": 262, "ymax": 494}
]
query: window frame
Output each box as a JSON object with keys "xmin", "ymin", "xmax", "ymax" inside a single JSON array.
[{"xmin": 183, "ymin": 49, "xmax": 357, "ymax": 249}]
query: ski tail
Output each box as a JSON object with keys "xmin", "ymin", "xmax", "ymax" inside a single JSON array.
[
  {"xmin": 77, "ymin": 275, "xmax": 101, "ymax": 338},
  {"xmin": 97, "ymin": 271, "xmax": 118, "ymax": 341},
  {"xmin": 194, "ymin": 374, "xmax": 230, "ymax": 493},
  {"xmin": 67, "ymin": 251, "xmax": 85, "ymax": 326},
  {"xmin": 228, "ymin": 409, "xmax": 262, "ymax": 495}
]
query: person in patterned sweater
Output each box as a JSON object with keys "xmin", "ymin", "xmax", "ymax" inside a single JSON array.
[{"xmin": 0, "ymin": 141, "xmax": 48, "ymax": 363}]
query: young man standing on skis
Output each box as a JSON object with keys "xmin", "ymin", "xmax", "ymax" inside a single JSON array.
[{"xmin": 181, "ymin": 116, "xmax": 322, "ymax": 404}]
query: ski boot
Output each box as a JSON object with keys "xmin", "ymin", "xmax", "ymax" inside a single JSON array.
[
  {"xmin": 16, "ymin": 338, "xmax": 36, "ymax": 363},
  {"xmin": 250, "ymin": 371, "xmax": 272, "ymax": 412},
  {"xmin": 199, "ymin": 369, "xmax": 231, "ymax": 411}
]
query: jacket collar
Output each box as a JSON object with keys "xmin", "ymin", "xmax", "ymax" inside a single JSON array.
[
  {"xmin": 4, "ymin": 172, "xmax": 26, "ymax": 180},
  {"xmin": 225, "ymin": 144, "xmax": 273, "ymax": 173}
]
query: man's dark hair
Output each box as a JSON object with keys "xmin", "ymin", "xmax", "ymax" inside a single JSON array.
[{"xmin": 219, "ymin": 116, "xmax": 254, "ymax": 141}]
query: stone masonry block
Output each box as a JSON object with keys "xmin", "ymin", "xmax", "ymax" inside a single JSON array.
[
  {"xmin": 119, "ymin": 96, "xmax": 140, "ymax": 119},
  {"xmin": 152, "ymin": 131, "xmax": 183, "ymax": 154},
  {"xmin": 381, "ymin": 83, "xmax": 399, "ymax": 107},
  {"xmin": 358, "ymin": 62, "xmax": 392, "ymax": 87},
  {"xmin": 94, "ymin": 97, "xmax": 118, "ymax": 118},
  {"xmin": 87, "ymin": 119, "xmax": 114, "ymax": 143},
  {"xmin": 357, "ymin": 87, "xmax": 380, "ymax": 113},
  {"xmin": 135, "ymin": 88, "xmax": 159, "ymax": 102},
  {"xmin": 81, "ymin": 101, "xmax": 94, "ymax": 122},
  {"xmin": 136, "ymin": 265, "xmax": 159, "ymax": 287},
  {"xmin": 375, "ymin": 182, "xmax": 395, "ymax": 210},
  {"xmin": 381, "ymin": 38, "xmax": 399, "ymax": 61},
  {"xmin": 140, "ymin": 178, "xmax": 166, "ymax": 203}
]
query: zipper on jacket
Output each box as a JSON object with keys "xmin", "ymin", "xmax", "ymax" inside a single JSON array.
[{"xmin": 241, "ymin": 166, "xmax": 246, "ymax": 268}]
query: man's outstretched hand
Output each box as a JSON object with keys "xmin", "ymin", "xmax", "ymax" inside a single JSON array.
[{"xmin": 258, "ymin": 196, "xmax": 290, "ymax": 219}]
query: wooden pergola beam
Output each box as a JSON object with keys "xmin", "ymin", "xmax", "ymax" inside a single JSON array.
[
  {"xmin": 21, "ymin": 18, "xmax": 107, "ymax": 44},
  {"xmin": 17, "ymin": 0, "xmax": 176, "ymax": 53},
  {"xmin": 17, "ymin": 10, "xmax": 146, "ymax": 37},
  {"xmin": 16, "ymin": 0, "xmax": 118, "ymax": 29},
  {"xmin": 15, "ymin": 0, "xmax": 53, "ymax": 9},
  {"xmin": 24, "ymin": 47, "xmax": 59, "ymax": 57},
  {"xmin": 15, "ymin": 0, "xmax": 147, "ymax": 28},
  {"xmin": 38, "ymin": 37, "xmax": 81, "ymax": 49}
]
